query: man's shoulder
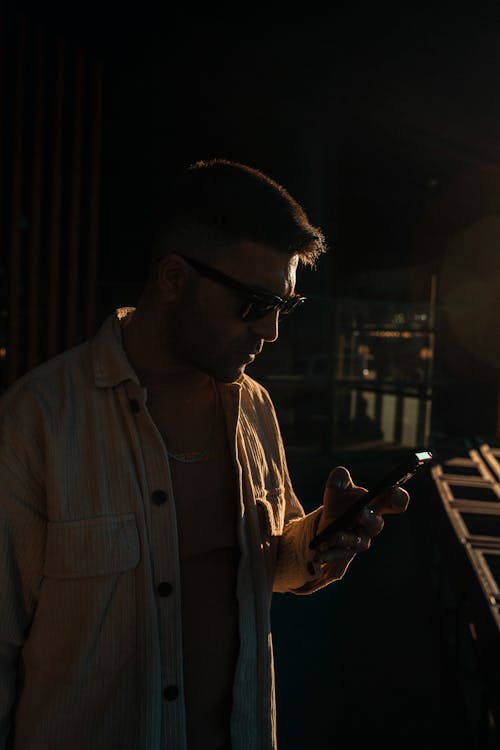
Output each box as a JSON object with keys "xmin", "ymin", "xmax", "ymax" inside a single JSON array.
[
  {"xmin": 239, "ymin": 373, "xmax": 276, "ymax": 411},
  {"xmin": 0, "ymin": 341, "xmax": 91, "ymax": 413},
  {"xmin": 240, "ymin": 372, "xmax": 269, "ymax": 396}
]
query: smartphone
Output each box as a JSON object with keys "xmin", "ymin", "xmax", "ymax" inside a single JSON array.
[{"xmin": 308, "ymin": 450, "xmax": 433, "ymax": 550}]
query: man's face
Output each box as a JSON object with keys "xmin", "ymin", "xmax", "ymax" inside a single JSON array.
[{"xmin": 171, "ymin": 242, "xmax": 300, "ymax": 382}]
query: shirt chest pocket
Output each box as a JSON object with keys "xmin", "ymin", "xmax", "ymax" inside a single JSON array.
[{"xmin": 25, "ymin": 514, "xmax": 140, "ymax": 682}]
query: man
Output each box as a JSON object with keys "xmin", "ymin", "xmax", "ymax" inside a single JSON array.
[{"xmin": 0, "ymin": 159, "xmax": 409, "ymax": 749}]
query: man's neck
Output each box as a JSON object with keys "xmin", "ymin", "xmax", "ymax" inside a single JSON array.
[{"xmin": 121, "ymin": 303, "xmax": 209, "ymax": 390}]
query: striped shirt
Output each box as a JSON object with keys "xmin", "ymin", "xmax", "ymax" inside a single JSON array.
[{"xmin": 0, "ymin": 308, "xmax": 336, "ymax": 750}]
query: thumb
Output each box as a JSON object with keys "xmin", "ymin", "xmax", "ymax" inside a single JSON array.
[
  {"xmin": 324, "ymin": 466, "xmax": 354, "ymax": 496},
  {"xmin": 322, "ymin": 466, "xmax": 364, "ymax": 521}
]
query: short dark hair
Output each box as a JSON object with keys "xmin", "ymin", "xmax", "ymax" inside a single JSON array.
[{"xmin": 148, "ymin": 158, "xmax": 327, "ymax": 271}]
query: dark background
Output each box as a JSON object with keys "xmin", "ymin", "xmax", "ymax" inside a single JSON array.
[
  {"xmin": 15, "ymin": 1, "xmax": 500, "ymax": 281},
  {"xmin": 4, "ymin": 2, "xmax": 500, "ymax": 748}
]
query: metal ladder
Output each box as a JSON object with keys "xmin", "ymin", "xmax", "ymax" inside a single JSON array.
[
  {"xmin": 430, "ymin": 436, "xmax": 500, "ymax": 748},
  {"xmin": 431, "ymin": 439, "xmax": 500, "ymax": 630}
]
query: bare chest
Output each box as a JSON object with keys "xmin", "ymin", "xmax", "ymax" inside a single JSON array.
[{"xmin": 145, "ymin": 384, "xmax": 239, "ymax": 560}]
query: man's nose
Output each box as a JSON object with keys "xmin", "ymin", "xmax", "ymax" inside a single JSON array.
[{"xmin": 249, "ymin": 310, "xmax": 279, "ymax": 343}]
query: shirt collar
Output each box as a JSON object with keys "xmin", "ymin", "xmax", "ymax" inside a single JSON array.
[
  {"xmin": 91, "ymin": 306, "xmax": 246, "ymax": 395},
  {"xmin": 91, "ymin": 307, "xmax": 141, "ymax": 388}
]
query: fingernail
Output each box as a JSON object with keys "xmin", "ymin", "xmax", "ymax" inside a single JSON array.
[{"xmin": 332, "ymin": 470, "xmax": 350, "ymax": 490}]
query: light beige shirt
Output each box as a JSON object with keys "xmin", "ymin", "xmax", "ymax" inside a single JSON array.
[{"xmin": 0, "ymin": 308, "xmax": 337, "ymax": 750}]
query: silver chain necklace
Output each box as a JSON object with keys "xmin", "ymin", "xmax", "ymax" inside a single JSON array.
[{"xmin": 165, "ymin": 378, "xmax": 218, "ymax": 464}]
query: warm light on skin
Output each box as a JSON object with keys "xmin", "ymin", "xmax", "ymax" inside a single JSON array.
[
  {"xmin": 122, "ymin": 242, "xmax": 302, "ymax": 385},
  {"xmin": 178, "ymin": 242, "xmax": 300, "ymax": 382}
]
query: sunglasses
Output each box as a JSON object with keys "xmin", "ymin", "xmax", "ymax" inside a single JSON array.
[{"xmin": 180, "ymin": 254, "xmax": 307, "ymax": 322}]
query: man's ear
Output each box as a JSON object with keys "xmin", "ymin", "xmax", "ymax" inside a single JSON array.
[{"xmin": 156, "ymin": 255, "xmax": 189, "ymax": 302}]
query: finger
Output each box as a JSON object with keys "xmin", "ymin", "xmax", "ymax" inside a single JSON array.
[
  {"xmin": 314, "ymin": 529, "xmax": 370, "ymax": 564},
  {"xmin": 355, "ymin": 506, "xmax": 385, "ymax": 537},
  {"xmin": 369, "ymin": 486, "xmax": 410, "ymax": 515},
  {"xmin": 322, "ymin": 466, "xmax": 367, "ymax": 519},
  {"xmin": 324, "ymin": 465, "xmax": 354, "ymax": 492}
]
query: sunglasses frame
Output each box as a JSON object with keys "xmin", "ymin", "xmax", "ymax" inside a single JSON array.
[{"xmin": 179, "ymin": 254, "xmax": 307, "ymax": 322}]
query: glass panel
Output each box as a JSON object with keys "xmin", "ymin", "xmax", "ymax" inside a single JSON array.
[{"xmin": 251, "ymin": 291, "xmax": 436, "ymax": 454}]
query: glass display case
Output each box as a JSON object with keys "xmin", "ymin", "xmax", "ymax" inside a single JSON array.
[
  {"xmin": 252, "ymin": 291, "xmax": 436, "ymax": 454},
  {"xmin": 332, "ymin": 296, "xmax": 435, "ymax": 449}
]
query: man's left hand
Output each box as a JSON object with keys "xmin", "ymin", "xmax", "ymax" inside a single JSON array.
[{"xmin": 312, "ymin": 465, "xmax": 410, "ymax": 577}]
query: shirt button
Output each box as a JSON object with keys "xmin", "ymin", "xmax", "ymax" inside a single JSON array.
[
  {"xmin": 129, "ymin": 398, "xmax": 140, "ymax": 413},
  {"xmin": 151, "ymin": 489, "xmax": 167, "ymax": 505},
  {"xmin": 157, "ymin": 581, "xmax": 173, "ymax": 597},
  {"xmin": 163, "ymin": 685, "xmax": 179, "ymax": 701}
]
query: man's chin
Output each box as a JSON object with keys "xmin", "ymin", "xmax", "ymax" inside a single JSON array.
[{"xmin": 215, "ymin": 364, "xmax": 247, "ymax": 384}]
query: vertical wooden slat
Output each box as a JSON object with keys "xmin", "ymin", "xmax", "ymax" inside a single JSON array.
[
  {"xmin": 46, "ymin": 38, "xmax": 64, "ymax": 358},
  {"xmin": 0, "ymin": 0, "xmax": 6, "ymax": 390},
  {"xmin": 0, "ymin": 0, "xmax": 6, "ymax": 249},
  {"xmin": 85, "ymin": 59, "xmax": 103, "ymax": 339},
  {"xmin": 27, "ymin": 25, "xmax": 45, "ymax": 368},
  {"xmin": 7, "ymin": 14, "xmax": 26, "ymax": 385},
  {"xmin": 3, "ymin": 14, "xmax": 103, "ymax": 384},
  {"xmin": 66, "ymin": 47, "xmax": 84, "ymax": 348}
]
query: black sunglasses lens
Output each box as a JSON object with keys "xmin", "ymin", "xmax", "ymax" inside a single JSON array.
[
  {"xmin": 242, "ymin": 302, "xmax": 278, "ymax": 321},
  {"xmin": 278, "ymin": 301, "xmax": 295, "ymax": 318},
  {"xmin": 279, "ymin": 297, "xmax": 304, "ymax": 317},
  {"xmin": 242, "ymin": 296, "xmax": 304, "ymax": 321}
]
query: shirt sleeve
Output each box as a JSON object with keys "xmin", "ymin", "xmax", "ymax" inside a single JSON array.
[
  {"xmin": 254, "ymin": 386, "xmax": 346, "ymax": 594},
  {"xmin": 0, "ymin": 388, "xmax": 47, "ymax": 745},
  {"xmin": 272, "ymin": 480, "xmax": 349, "ymax": 594}
]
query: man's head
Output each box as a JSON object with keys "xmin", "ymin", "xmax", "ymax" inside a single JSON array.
[
  {"xmin": 147, "ymin": 158, "xmax": 327, "ymax": 269},
  {"xmin": 139, "ymin": 159, "xmax": 328, "ymax": 382}
]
